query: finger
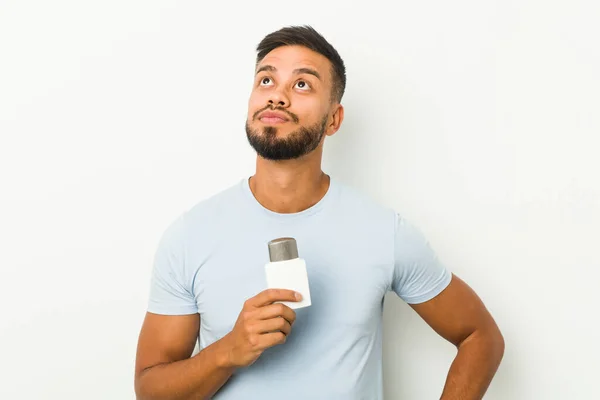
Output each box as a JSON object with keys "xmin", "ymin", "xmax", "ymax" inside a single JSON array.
[
  {"xmin": 256, "ymin": 303, "xmax": 296, "ymax": 325},
  {"xmin": 247, "ymin": 289, "xmax": 301, "ymax": 308},
  {"xmin": 256, "ymin": 332, "xmax": 287, "ymax": 349},
  {"xmin": 254, "ymin": 317, "xmax": 292, "ymax": 336}
]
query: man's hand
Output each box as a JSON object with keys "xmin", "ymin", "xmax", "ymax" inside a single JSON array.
[{"xmin": 220, "ymin": 289, "xmax": 301, "ymax": 368}]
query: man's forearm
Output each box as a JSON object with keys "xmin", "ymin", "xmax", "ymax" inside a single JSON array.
[
  {"xmin": 440, "ymin": 328, "xmax": 505, "ymax": 400},
  {"xmin": 135, "ymin": 337, "xmax": 235, "ymax": 400}
]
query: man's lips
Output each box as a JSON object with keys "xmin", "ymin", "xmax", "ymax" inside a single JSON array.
[{"xmin": 259, "ymin": 111, "xmax": 290, "ymax": 124}]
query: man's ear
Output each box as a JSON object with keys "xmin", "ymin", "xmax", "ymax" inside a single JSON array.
[{"xmin": 325, "ymin": 104, "xmax": 344, "ymax": 136}]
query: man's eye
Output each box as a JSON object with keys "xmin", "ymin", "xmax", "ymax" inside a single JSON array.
[
  {"xmin": 260, "ymin": 77, "xmax": 273, "ymax": 86},
  {"xmin": 295, "ymin": 80, "xmax": 310, "ymax": 90}
]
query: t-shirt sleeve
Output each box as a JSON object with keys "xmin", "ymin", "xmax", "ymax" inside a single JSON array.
[
  {"xmin": 147, "ymin": 215, "xmax": 198, "ymax": 315},
  {"xmin": 391, "ymin": 214, "xmax": 452, "ymax": 304}
]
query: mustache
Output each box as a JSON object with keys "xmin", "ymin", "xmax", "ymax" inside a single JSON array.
[{"xmin": 252, "ymin": 105, "xmax": 299, "ymax": 124}]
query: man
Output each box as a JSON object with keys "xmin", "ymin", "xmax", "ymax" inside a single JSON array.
[{"xmin": 134, "ymin": 26, "xmax": 504, "ymax": 399}]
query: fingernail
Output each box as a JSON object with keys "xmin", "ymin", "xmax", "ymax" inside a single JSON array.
[{"xmin": 295, "ymin": 292, "xmax": 302, "ymax": 301}]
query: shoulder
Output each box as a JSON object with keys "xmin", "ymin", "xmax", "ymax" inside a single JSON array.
[
  {"xmin": 332, "ymin": 179, "xmax": 429, "ymax": 248},
  {"xmin": 184, "ymin": 180, "xmax": 244, "ymax": 224},
  {"xmin": 158, "ymin": 179, "xmax": 245, "ymax": 247},
  {"xmin": 333, "ymin": 178, "xmax": 398, "ymax": 227}
]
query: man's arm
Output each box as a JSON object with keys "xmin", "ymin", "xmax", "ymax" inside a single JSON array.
[
  {"xmin": 134, "ymin": 313, "xmax": 235, "ymax": 400},
  {"xmin": 410, "ymin": 274, "xmax": 505, "ymax": 400},
  {"xmin": 134, "ymin": 289, "xmax": 300, "ymax": 400}
]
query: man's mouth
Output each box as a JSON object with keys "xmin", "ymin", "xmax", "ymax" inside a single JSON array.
[{"xmin": 258, "ymin": 111, "xmax": 290, "ymax": 124}]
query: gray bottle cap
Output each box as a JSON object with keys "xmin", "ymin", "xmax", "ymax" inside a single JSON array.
[{"xmin": 268, "ymin": 237, "xmax": 299, "ymax": 262}]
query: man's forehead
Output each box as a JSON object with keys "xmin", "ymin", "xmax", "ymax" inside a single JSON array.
[{"xmin": 257, "ymin": 47, "xmax": 330, "ymax": 76}]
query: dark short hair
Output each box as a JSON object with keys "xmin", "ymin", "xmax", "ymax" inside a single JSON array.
[{"xmin": 255, "ymin": 25, "xmax": 346, "ymax": 103}]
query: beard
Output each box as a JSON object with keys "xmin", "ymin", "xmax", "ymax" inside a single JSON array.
[{"xmin": 245, "ymin": 115, "xmax": 328, "ymax": 161}]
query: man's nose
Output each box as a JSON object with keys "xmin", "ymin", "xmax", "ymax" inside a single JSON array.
[{"xmin": 268, "ymin": 89, "xmax": 290, "ymax": 108}]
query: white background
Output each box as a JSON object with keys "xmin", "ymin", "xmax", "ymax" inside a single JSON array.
[{"xmin": 1, "ymin": 1, "xmax": 599, "ymax": 399}]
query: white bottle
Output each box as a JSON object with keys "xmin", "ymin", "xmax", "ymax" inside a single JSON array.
[{"xmin": 264, "ymin": 237, "xmax": 311, "ymax": 309}]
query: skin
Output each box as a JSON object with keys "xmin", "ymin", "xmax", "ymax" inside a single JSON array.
[{"xmin": 134, "ymin": 45, "xmax": 504, "ymax": 400}]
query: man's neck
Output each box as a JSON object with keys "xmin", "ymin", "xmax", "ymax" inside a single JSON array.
[{"xmin": 249, "ymin": 156, "xmax": 330, "ymax": 214}]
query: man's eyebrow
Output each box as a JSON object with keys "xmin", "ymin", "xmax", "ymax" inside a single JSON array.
[
  {"xmin": 255, "ymin": 65, "xmax": 322, "ymax": 81},
  {"xmin": 256, "ymin": 65, "xmax": 276, "ymax": 75},
  {"xmin": 293, "ymin": 67, "xmax": 321, "ymax": 81}
]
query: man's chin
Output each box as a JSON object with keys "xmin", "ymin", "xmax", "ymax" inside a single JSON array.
[
  {"xmin": 249, "ymin": 124, "xmax": 289, "ymax": 138},
  {"xmin": 245, "ymin": 118, "xmax": 325, "ymax": 161}
]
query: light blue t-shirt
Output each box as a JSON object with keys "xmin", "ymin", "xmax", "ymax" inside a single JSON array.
[{"xmin": 147, "ymin": 177, "xmax": 452, "ymax": 399}]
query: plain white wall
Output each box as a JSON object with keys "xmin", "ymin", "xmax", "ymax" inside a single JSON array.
[{"xmin": 1, "ymin": 1, "xmax": 598, "ymax": 398}]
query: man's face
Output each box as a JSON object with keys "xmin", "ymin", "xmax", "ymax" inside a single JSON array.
[{"xmin": 245, "ymin": 45, "xmax": 335, "ymax": 160}]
